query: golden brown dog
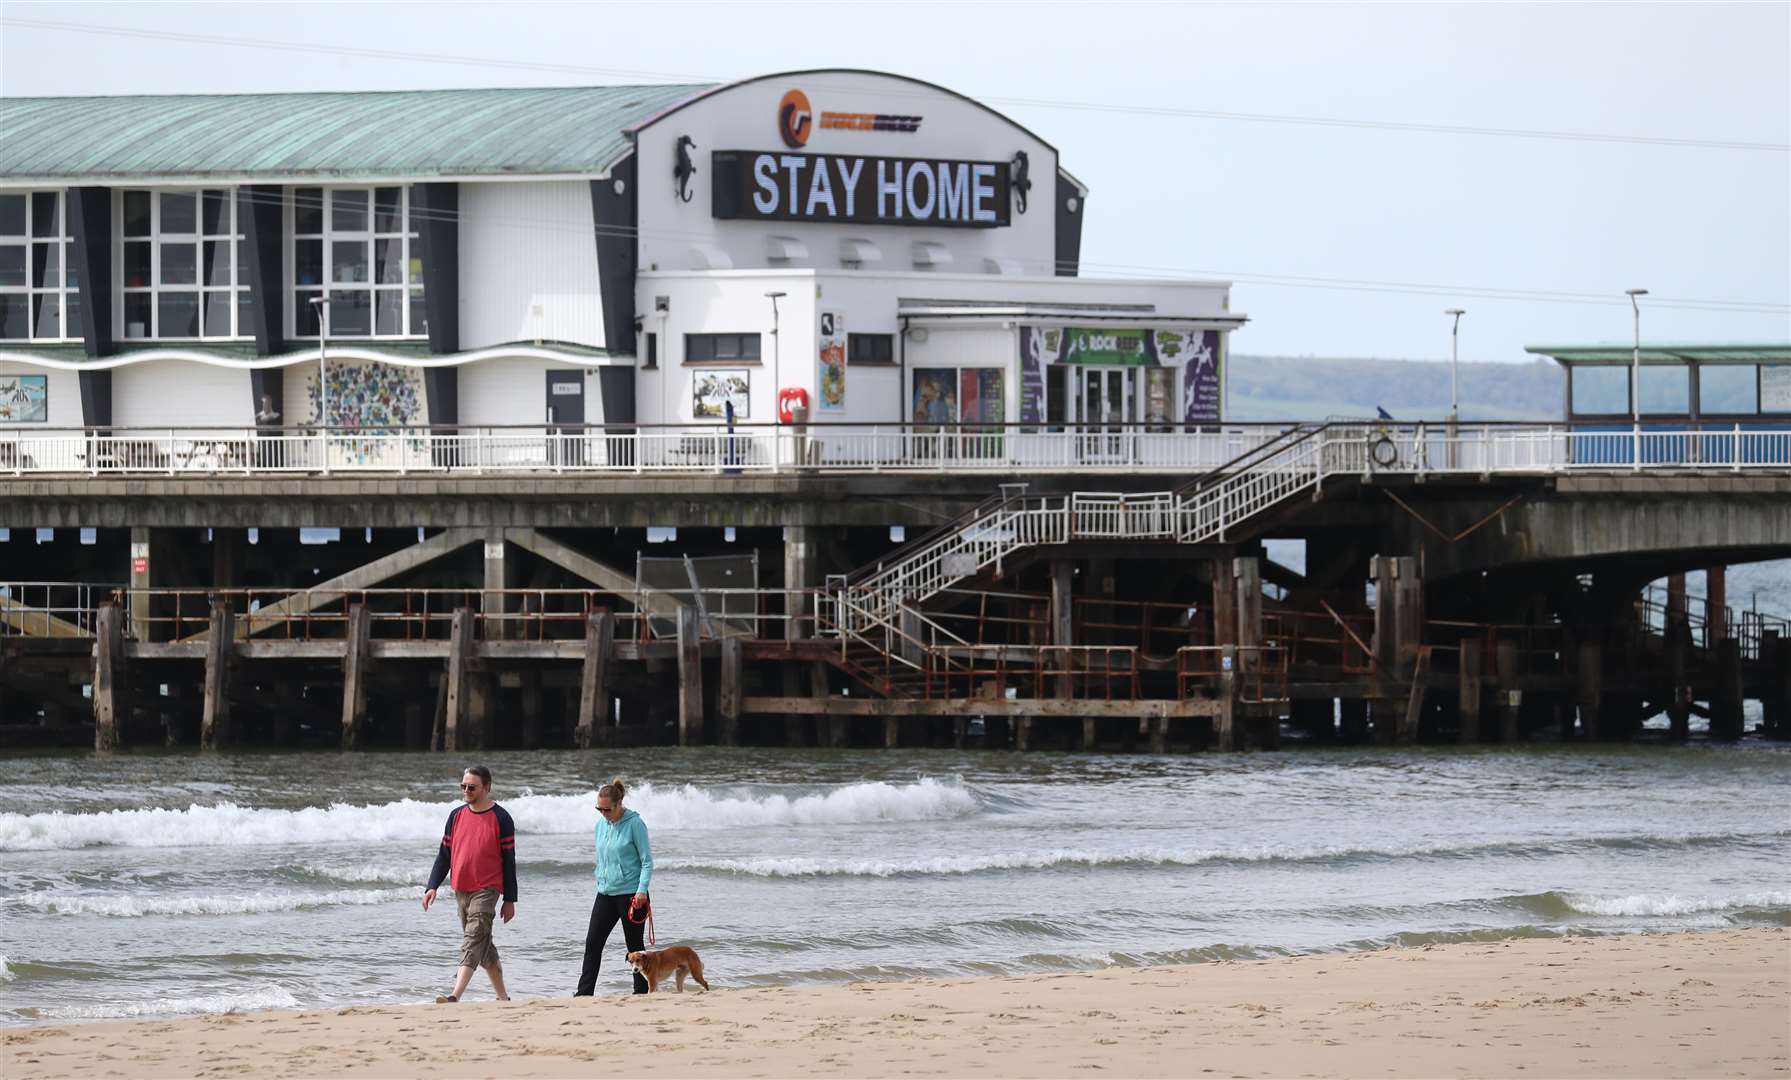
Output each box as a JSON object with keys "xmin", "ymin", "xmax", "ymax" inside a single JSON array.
[{"xmin": 626, "ymin": 946, "xmax": 710, "ymax": 993}]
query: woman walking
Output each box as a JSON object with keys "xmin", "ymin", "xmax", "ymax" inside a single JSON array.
[{"xmin": 574, "ymin": 777, "xmax": 653, "ymax": 996}]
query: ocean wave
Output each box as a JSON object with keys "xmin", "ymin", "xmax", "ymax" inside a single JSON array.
[
  {"xmin": 1, "ymin": 888, "xmax": 416, "ymax": 918},
  {"xmin": 1553, "ymin": 890, "xmax": 1791, "ymax": 918},
  {"xmin": 17, "ymin": 984, "xmax": 301, "ymax": 1021},
  {"xmin": 0, "ymin": 779, "xmax": 979, "ymax": 852},
  {"xmin": 0, "ymin": 955, "xmax": 11, "ymax": 982},
  {"xmin": 659, "ymin": 830, "xmax": 1791, "ymax": 878}
]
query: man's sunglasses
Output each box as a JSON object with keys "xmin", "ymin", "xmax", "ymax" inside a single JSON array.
[{"xmin": 460, "ymin": 783, "xmax": 481, "ymax": 792}]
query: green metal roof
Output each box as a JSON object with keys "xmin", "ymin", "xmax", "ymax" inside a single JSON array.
[
  {"xmin": 0, "ymin": 84, "xmax": 712, "ymax": 183},
  {"xmin": 1525, "ymin": 343, "xmax": 1791, "ymax": 365}
]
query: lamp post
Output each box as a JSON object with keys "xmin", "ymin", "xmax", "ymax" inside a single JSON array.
[
  {"xmin": 310, "ymin": 296, "xmax": 331, "ymax": 471},
  {"xmin": 1444, "ymin": 308, "xmax": 1466, "ymax": 423},
  {"xmin": 764, "ymin": 291, "xmax": 786, "ymax": 393},
  {"xmin": 1625, "ymin": 289, "xmax": 1648, "ymax": 421}
]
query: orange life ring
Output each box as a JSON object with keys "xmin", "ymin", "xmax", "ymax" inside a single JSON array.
[{"xmin": 778, "ymin": 386, "xmax": 810, "ymax": 424}]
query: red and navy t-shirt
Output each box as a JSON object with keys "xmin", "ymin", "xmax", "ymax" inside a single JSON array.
[{"xmin": 426, "ymin": 803, "xmax": 518, "ymax": 901}]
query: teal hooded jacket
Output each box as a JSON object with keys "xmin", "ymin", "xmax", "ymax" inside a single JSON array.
[{"xmin": 594, "ymin": 807, "xmax": 653, "ymax": 896}]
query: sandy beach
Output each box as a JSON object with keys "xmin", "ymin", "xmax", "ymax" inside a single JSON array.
[{"xmin": 3, "ymin": 928, "xmax": 1784, "ymax": 1078}]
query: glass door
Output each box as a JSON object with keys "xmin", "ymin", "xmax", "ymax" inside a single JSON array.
[{"xmin": 1077, "ymin": 367, "xmax": 1134, "ymax": 459}]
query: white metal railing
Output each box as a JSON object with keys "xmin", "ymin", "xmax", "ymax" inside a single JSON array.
[{"xmin": 7, "ymin": 422, "xmax": 1784, "ymax": 479}]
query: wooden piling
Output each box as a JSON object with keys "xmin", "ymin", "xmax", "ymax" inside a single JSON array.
[
  {"xmin": 1216, "ymin": 645, "xmax": 1239, "ymax": 751},
  {"xmin": 1496, "ymin": 639, "xmax": 1521, "ymax": 742},
  {"xmin": 1081, "ymin": 716, "xmax": 1097, "ymax": 750},
  {"xmin": 429, "ymin": 672, "xmax": 447, "ymax": 751},
  {"xmin": 1016, "ymin": 716, "xmax": 1033, "ymax": 751},
  {"xmin": 466, "ymin": 674, "xmax": 493, "ymax": 750},
  {"xmin": 883, "ymin": 715, "xmax": 900, "ymax": 749},
  {"xmin": 575, "ymin": 610, "xmax": 613, "ymax": 749},
  {"xmin": 1399, "ymin": 644, "xmax": 1431, "ymax": 745},
  {"xmin": 339, "ymin": 603, "xmax": 371, "ymax": 750},
  {"xmin": 1051, "ymin": 560, "xmax": 1075, "ymax": 700},
  {"xmin": 676, "ymin": 604, "xmax": 703, "ymax": 746},
  {"xmin": 443, "ymin": 607, "xmax": 473, "ymax": 752},
  {"xmin": 1148, "ymin": 716, "xmax": 1167, "ymax": 755},
  {"xmin": 719, "ymin": 633, "xmax": 742, "ymax": 746},
  {"xmin": 200, "ymin": 600, "xmax": 234, "ymax": 750},
  {"xmin": 93, "ymin": 603, "xmax": 125, "ymax": 751},
  {"xmin": 1457, "ymin": 639, "xmax": 1483, "ymax": 744}
]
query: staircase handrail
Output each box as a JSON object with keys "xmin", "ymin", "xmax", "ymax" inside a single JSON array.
[
  {"xmin": 841, "ymin": 484, "xmax": 1030, "ymax": 587},
  {"xmin": 1172, "ymin": 421, "xmax": 1333, "ymax": 500}
]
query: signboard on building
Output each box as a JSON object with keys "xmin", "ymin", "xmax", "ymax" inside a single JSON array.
[
  {"xmin": 712, "ymin": 151, "xmax": 1012, "ymax": 228},
  {"xmin": 1763, "ymin": 364, "xmax": 1791, "ymax": 412}
]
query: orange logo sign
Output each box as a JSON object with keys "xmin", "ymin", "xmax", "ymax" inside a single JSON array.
[{"xmin": 778, "ymin": 89, "xmax": 813, "ymax": 148}]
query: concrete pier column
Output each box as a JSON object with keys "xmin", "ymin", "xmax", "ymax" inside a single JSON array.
[
  {"xmin": 1234, "ymin": 556, "xmax": 1262, "ymax": 666},
  {"xmin": 1706, "ymin": 565, "xmax": 1727, "ymax": 643},
  {"xmin": 676, "ymin": 604, "xmax": 703, "ymax": 746},
  {"xmin": 520, "ymin": 667, "xmax": 543, "ymax": 749},
  {"xmin": 883, "ymin": 715, "xmax": 901, "ymax": 749},
  {"xmin": 1575, "ymin": 639, "xmax": 1603, "ymax": 740},
  {"xmin": 128, "ymin": 527, "xmax": 152, "ymax": 643},
  {"xmin": 339, "ymin": 603, "xmax": 371, "ymax": 750},
  {"xmin": 784, "ymin": 526, "xmax": 816, "ymax": 642},
  {"xmin": 200, "ymin": 600, "xmax": 235, "ymax": 749},
  {"xmin": 93, "ymin": 603, "xmax": 126, "ymax": 750},
  {"xmin": 1215, "ymin": 645, "xmax": 1240, "ymax": 751},
  {"xmin": 442, "ymin": 607, "xmax": 473, "ymax": 752},
  {"xmin": 1208, "ymin": 558, "xmax": 1236, "ymax": 650},
  {"xmin": 1080, "ymin": 716, "xmax": 1097, "ymax": 750},
  {"xmin": 1711, "ymin": 638, "xmax": 1745, "ymax": 740},
  {"xmin": 1016, "ymin": 716, "xmax": 1033, "ymax": 751},
  {"xmin": 211, "ymin": 527, "xmax": 245, "ymax": 595},
  {"xmin": 719, "ymin": 634, "xmax": 742, "ymax": 746},
  {"xmin": 483, "ymin": 531, "xmax": 510, "ymax": 641},
  {"xmin": 1148, "ymin": 715, "xmax": 1168, "ymax": 755},
  {"xmin": 1761, "ymin": 630, "xmax": 1789, "ymax": 739},
  {"xmin": 576, "ymin": 610, "xmax": 613, "ymax": 749},
  {"xmin": 1666, "ymin": 619, "xmax": 1692, "ymax": 739},
  {"xmin": 1051, "ymin": 560, "xmax": 1074, "ymax": 700}
]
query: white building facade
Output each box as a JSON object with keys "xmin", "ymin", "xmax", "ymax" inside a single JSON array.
[{"xmin": 0, "ymin": 71, "xmax": 1241, "ymax": 444}]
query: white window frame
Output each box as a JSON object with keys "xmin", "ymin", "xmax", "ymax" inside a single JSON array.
[
  {"xmin": 290, "ymin": 186, "xmax": 425, "ymax": 341},
  {"xmin": 116, "ymin": 187, "xmax": 247, "ymax": 342},
  {"xmin": 0, "ymin": 189, "xmax": 75, "ymax": 343}
]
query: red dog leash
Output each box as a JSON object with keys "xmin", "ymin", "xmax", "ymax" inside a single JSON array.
[{"xmin": 628, "ymin": 895, "xmax": 656, "ymax": 946}]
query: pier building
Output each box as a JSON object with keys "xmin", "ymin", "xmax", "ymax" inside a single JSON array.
[{"xmin": 0, "ymin": 72, "xmax": 1786, "ymax": 751}]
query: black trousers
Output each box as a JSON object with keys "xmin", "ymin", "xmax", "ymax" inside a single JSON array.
[{"xmin": 574, "ymin": 892, "xmax": 648, "ymax": 995}]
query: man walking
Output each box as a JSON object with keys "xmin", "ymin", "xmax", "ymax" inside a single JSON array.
[{"xmin": 423, "ymin": 765, "xmax": 518, "ymax": 1002}]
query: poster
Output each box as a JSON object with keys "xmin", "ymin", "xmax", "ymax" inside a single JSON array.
[
  {"xmin": 1763, "ymin": 365, "xmax": 1791, "ymax": 413},
  {"xmin": 912, "ymin": 368, "xmax": 956, "ymax": 424},
  {"xmin": 1144, "ymin": 367, "xmax": 1175, "ymax": 427},
  {"xmin": 959, "ymin": 368, "xmax": 1005, "ymax": 427},
  {"xmin": 1062, "ymin": 327, "xmax": 1153, "ymax": 366},
  {"xmin": 693, "ymin": 368, "xmax": 750, "ymax": 419},
  {"xmin": 817, "ymin": 311, "xmax": 845, "ymax": 411},
  {"xmin": 1018, "ymin": 326, "xmax": 1061, "ymax": 425},
  {"xmin": 0, "ymin": 374, "xmax": 49, "ymax": 423},
  {"xmin": 1174, "ymin": 330, "xmax": 1221, "ymax": 423}
]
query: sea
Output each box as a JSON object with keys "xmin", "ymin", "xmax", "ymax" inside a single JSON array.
[{"xmin": 2, "ymin": 741, "xmax": 1787, "ymax": 1025}]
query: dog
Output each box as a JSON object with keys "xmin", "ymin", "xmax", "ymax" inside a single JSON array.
[{"xmin": 626, "ymin": 946, "xmax": 710, "ymax": 993}]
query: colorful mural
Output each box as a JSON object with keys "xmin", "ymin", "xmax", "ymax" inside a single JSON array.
[
  {"xmin": 0, "ymin": 374, "xmax": 48, "ymax": 423},
  {"xmin": 693, "ymin": 368, "xmax": 751, "ymax": 419},
  {"xmin": 817, "ymin": 311, "xmax": 846, "ymax": 411},
  {"xmin": 304, "ymin": 361, "xmax": 425, "ymax": 430}
]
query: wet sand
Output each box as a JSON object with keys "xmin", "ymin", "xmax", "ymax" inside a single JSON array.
[{"xmin": 4, "ymin": 928, "xmax": 1785, "ymax": 1078}]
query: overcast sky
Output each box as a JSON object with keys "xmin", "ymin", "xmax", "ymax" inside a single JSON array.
[{"xmin": 4, "ymin": 1, "xmax": 1786, "ymax": 364}]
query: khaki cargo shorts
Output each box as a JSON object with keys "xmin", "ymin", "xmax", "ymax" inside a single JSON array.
[{"xmin": 455, "ymin": 887, "xmax": 501, "ymax": 969}]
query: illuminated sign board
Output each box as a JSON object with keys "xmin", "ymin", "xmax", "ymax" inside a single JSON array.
[{"xmin": 712, "ymin": 150, "xmax": 1011, "ymax": 229}]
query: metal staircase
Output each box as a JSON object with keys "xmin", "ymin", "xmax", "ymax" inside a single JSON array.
[{"xmin": 821, "ymin": 424, "xmax": 1337, "ymax": 696}]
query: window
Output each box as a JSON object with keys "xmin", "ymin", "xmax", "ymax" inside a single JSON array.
[
  {"xmin": 1638, "ymin": 364, "xmax": 1689, "ymax": 415},
  {"xmin": 685, "ymin": 332, "xmax": 762, "ymax": 364},
  {"xmin": 118, "ymin": 188, "xmax": 246, "ymax": 340},
  {"xmin": 848, "ymin": 332, "xmax": 895, "ymax": 365},
  {"xmin": 1569, "ymin": 365, "xmax": 1628, "ymax": 416},
  {"xmin": 0, "ymin": 190, "xmax": 75, "ymax": 341},
  {"xmin": 1698, "ymin": 365, "xmax": 1758, "ymax": 415},
  {"xmin": 643, "ymin": 332, "xmax": 658, "ymax": 369},
  {"xmin": 292, "ymin": 187, "xmax": 425, "ymax": 339}
]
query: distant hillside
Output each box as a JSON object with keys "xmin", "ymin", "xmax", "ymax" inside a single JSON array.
[{"xmin": 1228, "ymin": 355, "xmax": 1562, "ymax": 422}]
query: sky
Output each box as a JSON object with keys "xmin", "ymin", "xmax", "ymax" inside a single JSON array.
[{"xmin": 3, "ymin": 1, "xmax": 1786, "ymax": 364}]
